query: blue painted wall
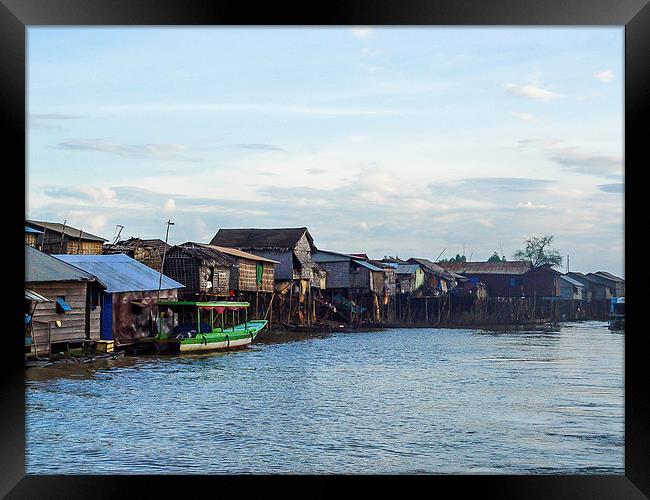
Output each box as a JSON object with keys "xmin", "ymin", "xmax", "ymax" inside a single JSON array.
[{"xmin": 100, "ymin": 293, "xmax": 113, "ymax": 340}]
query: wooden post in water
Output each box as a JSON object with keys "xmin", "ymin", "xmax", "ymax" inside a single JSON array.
[{"xmin": 425, "ymin": 297, "xmax": 429, "ymax": 324}]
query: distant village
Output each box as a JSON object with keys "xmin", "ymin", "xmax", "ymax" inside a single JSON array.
[{"xmin": 24, "ymin": 219, "xmax": 625, "ymax": 359}]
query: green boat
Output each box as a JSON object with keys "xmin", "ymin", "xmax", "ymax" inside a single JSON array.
[{"xmin": 152, "ymin": 301, "xmax": 267, "ymax": 353}]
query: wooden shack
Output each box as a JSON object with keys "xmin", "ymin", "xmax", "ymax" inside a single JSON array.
[
  {"xmin": 395, "ymin": 264, "xmax": 425, "ymax": 294},
  {"xmin": 560, "ymin": 274, "xmax": 586, "ymax": 300},
  {"xmin": 54, "ymin": 253, "xmax": 184, "ymax": 346},
  {"xmin": 210, "ymin": 227, "xmax": 316, "ymax": 283},
  {"xmin": 592, "ymin": 271, "xmax": 625, "ymax": 297},
  {"xmin": 406, "ymin": 257, "xmax": 457, "ymax": 295},
  {"xmin": 26, "ymin": 220, "xmax": 107, "ymax": 255},
  {"xmin": 103, "ymin": 238, "xmax": 171, "ymax": 271},
  {"xmin": 25, "ymin": 245, "xmax": 104, "ymax": 356},
  {"xmin": 25, "ymin": 226, "xmax": 42, "ymax": 248},
  {"xmin": 523, "ymin": 264, "xmax": 561, "ymax": 298},
  {"xmin": 313, "ymin": 250, "xmax": 384, "ymax": 293},
  {"xmin": 163, "ymin": 242, "xmax": 277, "ymax": 298},
  {"xmin": 441, "ymin": 261, "xmax": 532, "ymax": 297}
]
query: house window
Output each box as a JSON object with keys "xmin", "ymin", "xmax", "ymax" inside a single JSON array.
[
  {"xmin": 56, "ymin": 296, "xmax": 72, "ymax": 313},
  {"xmin": 90, "ymin": 288, "xmax": 100, "ymax": 310}
]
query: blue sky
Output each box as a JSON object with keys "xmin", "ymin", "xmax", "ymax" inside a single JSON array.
[{"xmin": 27, "ymin": 27, "xmax": 624, "ymax": 276}]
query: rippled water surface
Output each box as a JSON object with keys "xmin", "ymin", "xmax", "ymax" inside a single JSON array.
[{"xmin": 26, "ymin": 321, "xmax": 624, "ymax": 474}]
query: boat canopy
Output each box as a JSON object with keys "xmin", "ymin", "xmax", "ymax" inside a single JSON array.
[{"xmin": 155, "ymin": 300, "xmax": 250, "ymax": 312}]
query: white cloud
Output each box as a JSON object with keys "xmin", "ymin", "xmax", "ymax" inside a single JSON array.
[
  {"xmin": 67, "ymin": 102, "xmax": 409, "ymax": 117},
  {"xmin": 518, "ymin": 201, "xmax": 547, "ymax": 209},
  {"xmin": 164, "ymin": 198, "xmax": 176, "ymax": 212},
  {"xmin": 350, "ymin": 27, "xmax": 373, "ymax": 39},
  {"xmin": 505, "ymin": 83, "xmax": 561, "ymax": 101},
  {"xmin": 67, "ymin": 211, "xmax": 108, "ymax": 233},
  {"xmin": 56, "ymin": 139, "xmax": 202, "ymax": 162},
  {"xmin": 511, "ymin": 111, "xmax": 542, "ymax": 125},
  {"xmin": 594, "ymin": 69, "xmax": 615, "ymax": 83},
  {"xmin": 360, "ymin": 47, "xmax": 382, "ymax": 57}
]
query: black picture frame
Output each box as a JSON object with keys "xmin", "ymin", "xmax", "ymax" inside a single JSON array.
[{"xmin": 2, "ymin": 0, "xmax": 645, "ymax": 497}]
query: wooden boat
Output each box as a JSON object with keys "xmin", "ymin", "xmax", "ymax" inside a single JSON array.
[
  {"xmin": 608, "ymin": 297, "xmax": 625, "ymax": 330},
  {"xmin": 152, "ymin": 301, "xmax": 267, "ymax": 353}
]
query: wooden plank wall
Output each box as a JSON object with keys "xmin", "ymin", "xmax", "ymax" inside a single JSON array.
[{"xmin": 28, "ymin": 281, "xmax": 100, "ymax": 355}]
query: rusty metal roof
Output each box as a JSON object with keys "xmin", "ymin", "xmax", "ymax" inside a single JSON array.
[
  {"xmin": 178, "ymin": 242, "xmax": 279, "ymax": 264},
  {"xmin": 440, "ymin": 261, "xmax": 532, "ymax": 275},
  {"xmin": 26, "ymin": 220, "xmax": 107, "ymax": 242}
]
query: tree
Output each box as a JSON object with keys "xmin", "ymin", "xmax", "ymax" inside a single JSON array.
[
  {"xmin": 439, "ymin": 253, "xmax": 466, "ymax": 263},
  {"xmin": 487, "ymin": 252, "xmax": 502, "ymax": 263},
  {"xmin": 512, "ymin": 235, "xmax": 563, "ymax": 268}
]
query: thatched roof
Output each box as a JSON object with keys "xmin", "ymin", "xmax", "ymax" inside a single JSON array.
[{"xmin": 210, "ymin": 227, "xmax": 313, "ymax": 250}]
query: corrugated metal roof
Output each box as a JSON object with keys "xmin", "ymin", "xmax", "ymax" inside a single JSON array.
[
  {"xmin": 25, "ymin": 245, "xmax": 98, "ymax": 283},
  {"xmin": 202, "ymin": 244, "xmax": 279, "ymax": 263},
  {"xmin": 25, "ymin": 289, "xmax": 51, "ymax": 302},
  {"xmin": 566, "ymin": 272, "xmax": 592, "ymax": 286},
  {"xmin": 54, "ymin": 253, "xmax": 184, "ymax": 293},
  {"xmin": 560, "ymin": 275, "xmax": 585, "ymax": 288},
  {"xmin": 407, "ymin": 258, "xmax": 456, "ymax": 279},
  {"xmin": 594, "ymin": 271, "xmax": 624, "ymax": 282},
  {"xmin": 584, "ymin": 273, "xmax": 619, "ymax": 286},
  {"xmin": 26, "ymin": 220, "xmax": 107, "ymax": 242},
  {"xmin": 313, "ymin": 249, "xmax": 355, "ymax": 263},
  {"xmin": 352, "ymin": 259, "xmax": 384, "ymax": 272},
  {"xmin": 440, "ymin": 261, "xmax": 532, "ymax": 275},
  {"xmin": 395, "ymin": 264, "xmax": 422, "ymax": 274}
]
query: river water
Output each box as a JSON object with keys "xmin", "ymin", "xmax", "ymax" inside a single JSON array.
[{"xmin": 25, "ymin": 321, "xmax": 624, "ymax": 474}]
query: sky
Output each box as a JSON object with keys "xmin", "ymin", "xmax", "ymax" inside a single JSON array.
[{"xmin": 27, "ymin": 27, "xmax": 624, "ymax": 276}]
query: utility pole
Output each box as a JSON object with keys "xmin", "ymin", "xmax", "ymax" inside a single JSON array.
[
  {"xmin": 157, "ymin": 219, "xmax": 175, "ymax": 304},
  {"xmin": 567, "ymin": 254, "xmax": 570, "ymax": 273}
]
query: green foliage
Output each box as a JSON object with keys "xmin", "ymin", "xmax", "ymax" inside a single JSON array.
[
  {"xmin": 487, "ymin": 252, "xmax": 502, "ymax": 263},
  {"xmin": 512, "ymin": 235, "xmax": 563, "ymax": 268},
  {"xmin": 439, "ymin": 253, "xmax": 466, "ymax": 263}
]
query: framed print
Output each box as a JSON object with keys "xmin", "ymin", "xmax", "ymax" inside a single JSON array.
[{"xmin": 2, "ymin": 0, "xmax": 646, "ymax": 497}]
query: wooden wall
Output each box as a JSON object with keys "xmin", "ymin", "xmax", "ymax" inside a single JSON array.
[
  {"xmin": 319, "ymin": 261, "xmax": 351, "ymax": 289},
  {"xmin": 27, "ymin": 281, "xmax": 100, "ymax": 356},
  {"xmin": 231, "ymin": 259, "xmax": 275, "ymax": 292},
  {"xmin": 25, "ymin": 233, "xmax": 38, "ymax": 247},
  {"xmin": 41, "ymin": 239, "xmax": 103, "ymax": 255}
]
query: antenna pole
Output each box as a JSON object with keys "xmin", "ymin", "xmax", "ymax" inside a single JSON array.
[
  {"xmin": 435, "ymin": 247, "xmax": 446, "ymax": 262},
  {"xmin": 113, "ymin": 224, "xmax": 124, "ymax": 245}
]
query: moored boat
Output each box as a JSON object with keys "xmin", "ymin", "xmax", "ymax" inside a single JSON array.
[
  {"xmin": 608, "ymin": 296, "xmax": 624, "ymax": 330},
  {"xmin": 152, "ymin": 301, "xmax": 266, "ymax": 353}
]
